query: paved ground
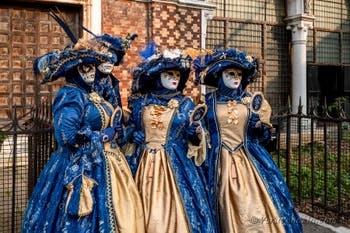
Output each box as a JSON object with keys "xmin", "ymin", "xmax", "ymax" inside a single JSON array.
[
  {"xmin": 303, "ymin": 221, "xmax": 336, "ymax": 233},
  {"xmin": 300, "ymin": 213, "xmax": 350, "ymax": 233}
]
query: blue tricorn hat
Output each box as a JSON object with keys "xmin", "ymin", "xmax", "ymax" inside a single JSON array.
[
  {"xmin": 93, "ymin": 33, "xmax": 137, "ymax": 65},
  {"xmin": 132, "ymin": 49, "xmax": 192, "ymax": 94},
  {"xmin": 34, "ymin": 46, "xmax": 115, "ymax": 84},
  {"xmin": 193, "ymin": 48, "xmax": 258, "ymax": 89}
]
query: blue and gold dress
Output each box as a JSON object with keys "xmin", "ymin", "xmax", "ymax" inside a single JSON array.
[
  {"xmin": 126, "ymin": 93, "xmax": 217, "ymax": 233},
  {"xmin": 22, "ymin": 83, "xmax": 144, "ymax": 233},
  {"xmin": 205, "ymin": 90, "xmax": 303, "ymax": 233}
]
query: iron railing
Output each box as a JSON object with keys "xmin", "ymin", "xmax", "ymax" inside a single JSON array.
[
  {"xmin": 0, "ymin": 102, "xmax": 55, "ymax": 233},
  {"xmin": 1, "ymin": 99, "xmax": 350, "ymax": 232},
  {"xmin": 270, "ymin": 101, "xmax": 350, "ymax": 225}
]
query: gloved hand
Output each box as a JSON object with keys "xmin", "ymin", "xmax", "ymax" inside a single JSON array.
[
  {"xmin": 186, "ymin": 122, "xmax": 201, "ymax": 137},
  {"xmin": 248, "ymin": 113, "xmax": 262, "ymax": 130},
  {"xmin": 187, "ymin": 122, "xmax": 201, "ymax": 146},
  {"xmin": 101, "ymin": 127, "xmax": 117, "ymax": 142},
  {"xmin": 114, "ymin": 122, "xmax": 124, "ymax": 141},
  {"xmin": 131, "ymin": 130, "xmax": 145, "ymax": 144}
]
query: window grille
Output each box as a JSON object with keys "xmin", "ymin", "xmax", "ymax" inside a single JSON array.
[
  {"xmin": 316, "ymin": 31, "xmax": 340, "ymax": 64},
  {"xmin": 206, "ymin": 19, "xmax": 225, "ymax": 49},
  {"xmin": 207, "ymin": 0, "xmax": 289, "ymax": 114},
  {"xmin": 314, "ymin": 0, "xmax": 343, "ymax": 30},
  {"xmin": 342, "ymin": 33, "xmax": 350, "ymax": 64},
  {"xmin": 226, "ymin": 22, "xmax": 262, "ymax": 57},
  {"xmin": 307, "ymin": 30, "xmax": 314, "ymax": 63}
]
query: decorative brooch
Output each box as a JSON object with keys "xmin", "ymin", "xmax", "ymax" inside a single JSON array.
[
  {"xmin": 241, "ymin": 96, "xmax": 251, "ymax": 105},
  {"xmin": 246, "ymin": 55, "xmax": 253, "ymax": 63},
  {"xmin": 168, "ymin": 99, "xmax": 179, "ymax": 109},
  {"xmin": 227, "ymin": 100, "xmax": 239, "ymax": 124}
]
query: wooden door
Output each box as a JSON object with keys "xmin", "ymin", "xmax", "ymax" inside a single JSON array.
[{"xmin": 0, "ymin": 2, "xmax": 81, "ymax": 123}]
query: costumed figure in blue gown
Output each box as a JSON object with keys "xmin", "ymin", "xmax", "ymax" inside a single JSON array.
[
  {"xmin": 93, "ymin": 34, "xmax": 136, "ymax": 110},
  {"xmin": 92, "ymin": 34, "xmax": 138, "ymax": 145},
  {"xmin": 22, "ymin": 36, "xmax": 145, "ymax": 233},
  {"xmin": 193, "ymin": 48, "xmax": 303, "ymax": 233},
  {"xmin": 124, "ymin": 48, "xmax": 217, "ymax": 233}
]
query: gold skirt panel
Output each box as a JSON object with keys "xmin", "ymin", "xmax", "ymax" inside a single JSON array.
[
  {"xmin": 105, "ymin": 145, "xmax": 145, "ymax": 233},
  {"xmin": 218, "ymin": 148, "xmax": 286, "ymax": 233},
  {"xmin": 135, "ymin": 149, "xmax": 190, "ymax": 233}
]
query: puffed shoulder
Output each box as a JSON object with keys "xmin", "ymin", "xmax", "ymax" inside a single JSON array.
[{"xmin": 53, "ymin": 86, "xmax": 87, "ymax": 113}]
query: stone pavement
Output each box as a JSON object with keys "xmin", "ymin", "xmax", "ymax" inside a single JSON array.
[{"xmin": 300, "ymin": 213, "xmax": 350, "ymax": 233}]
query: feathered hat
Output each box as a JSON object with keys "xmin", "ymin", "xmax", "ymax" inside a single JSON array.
[
  {"xmin": 193, "ymin": 48, "xmax": 258, "ymax": 89},
  {"xmin": 34, "ymin": 45, "xmax": 116, "ymax": 84},
  {"xmin": 34, "ymin": 10, "xmax": 138, "ymax": 84},
  {"xmin": 92, "ymin": 33, "xmax": 138, "ymax": 65},
  {"xmin": 132, "ymin": 42, "xmax": 192, "ymax": 94}
]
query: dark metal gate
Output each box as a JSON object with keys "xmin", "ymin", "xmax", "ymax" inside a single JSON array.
[{"xmin": 0, "ymin": 102, "xmax": 55, "ymax": 233}]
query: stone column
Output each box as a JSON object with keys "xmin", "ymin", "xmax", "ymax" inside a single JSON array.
[
  {"xmin": 91, "ymin": 0, "xmax": 102, "ymax": 34},
  {"xmin": 286, "ymin": 19, "xmax": 313, "ymax": 114},
  {"xmin": 82, "ymin": 0, "xmax": 101, "ymax": 37},
  {"xmin": 285, "ymin": 0, "xmax": 314, "ymax": 114}
]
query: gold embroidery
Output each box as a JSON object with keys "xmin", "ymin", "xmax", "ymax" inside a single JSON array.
[
  {"xmin": 227, "ymin": 100, "xmax": 239, "ymax": 124},
  {"xmin": 87, "ymin": 92, "xmax": 114, "ymax": 130},
  {"xmin": 150, "ymin": 105, "xmax": 168, "ymax": 129},
  {"xmin": 88, "ymin": 92, "xmax": 103, "ymax": 103},
  {"xmin": 168, "ymin": 99, "xmax": 179, "ymax": 109}
]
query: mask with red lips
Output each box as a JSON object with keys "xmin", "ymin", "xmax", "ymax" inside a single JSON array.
[
  {"xmin": 222, "ymin": 68, "xmax": 242, "ymax": 89},
  {"xmin": 160, "ymin": 70, "xmax": 180, "ymax": 90}
]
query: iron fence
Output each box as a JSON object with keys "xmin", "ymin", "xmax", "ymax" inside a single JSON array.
[
  {"xmin": 0, "ymin": 102, "xmax": 55, "ymax": 233},
  {"xmin": 270, "ymin": 102, "xmax": 350, "ymax": 225},
  {"xmin": 1, "ymin": 99, "xmax": 350, "ymax": 232}
]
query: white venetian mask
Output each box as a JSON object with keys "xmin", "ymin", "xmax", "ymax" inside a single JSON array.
[
  {"xmin": 78, "ymin": 64, "xmax": 96, "ymax": 85},
  {"xmin": 97, "ymin": 62, "xmax": 114, "ymax": 74},
  {"xmin": 222, "ymin": 68, "xmax": 242, "ymax": 89},
  {"xmin": 160, "ymin": 70, "xmax": 180, "ymax": 90}
]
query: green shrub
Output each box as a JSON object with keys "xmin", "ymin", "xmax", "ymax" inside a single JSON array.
[{"xmin": 0, "ymin": 128, "xmax": 8, "ymax": 144}]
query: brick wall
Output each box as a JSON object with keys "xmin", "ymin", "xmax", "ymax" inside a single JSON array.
[
  {"xmin": 102, "ymin": 0, "xmax": 202, "ymax": 106},
  {"xmin": 101, "ymin": 0, "xmax": 147, "ymax": 106}
]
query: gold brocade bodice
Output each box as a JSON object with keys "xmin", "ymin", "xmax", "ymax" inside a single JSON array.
[
  {"xmin": 143, "ymin": 105, "xmax": 175, "ymax": 148},
  {"xmin": 88, "ymin": 92, "xmax": 114, "ymax": 130},
  {"xmin": 216, "ymin": 101, "xmax": 248, "ymax": 149}
]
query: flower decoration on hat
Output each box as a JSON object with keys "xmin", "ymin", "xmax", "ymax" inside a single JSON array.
[
  {"xmin": 193, "ymin": 48, "xmax": 259, "ymax": 89},
  {"xmin": 132, "ymin": 42, "xmax": 192, "ymax": 94}
]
